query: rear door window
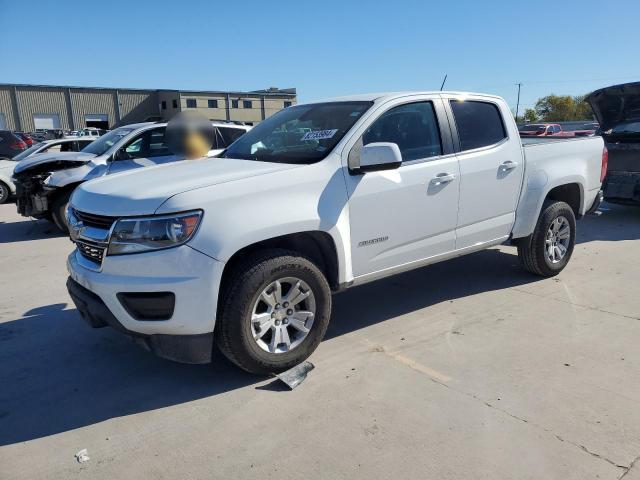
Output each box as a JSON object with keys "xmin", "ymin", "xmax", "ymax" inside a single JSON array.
[{"xmin": 450, "ymin": 100, "xmax": 506, "ymax": 151}]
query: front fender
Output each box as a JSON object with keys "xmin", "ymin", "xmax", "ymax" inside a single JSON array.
[
  {"xmin": 155, "ymin": 156, "xmax": 354, "ymax": 284},
  {"xmin": 46, "ymin": 162, "xmax": 108, "ymax": 188}
]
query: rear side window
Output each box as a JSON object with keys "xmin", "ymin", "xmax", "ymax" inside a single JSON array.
[
  {"xmin": 450, "ymin": 100, "xmax": 506, "ymax": 151},
  {"xmin": 362, "ymin": 101, "xmax": 442, "ymax": 162}
]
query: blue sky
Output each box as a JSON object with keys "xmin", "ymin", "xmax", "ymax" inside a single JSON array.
[{"xmin": 1, "ymin": 0, "xmax": 638, "ymax": 113}]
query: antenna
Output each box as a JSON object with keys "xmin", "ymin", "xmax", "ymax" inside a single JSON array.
[{"xmin": 440, "ymin": 74, "xmax": 448, "ymax": 91}]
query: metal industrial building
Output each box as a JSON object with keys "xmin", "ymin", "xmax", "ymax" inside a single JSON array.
[{"xmin": 0, "ymin": 83, "xmax": 297, "ymax": 132}]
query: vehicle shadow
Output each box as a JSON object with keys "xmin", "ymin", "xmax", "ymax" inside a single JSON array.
[
  {"xmin": 0, "ymin": 304, "xmax": 260, "ymax": 446},
  {"xmin": 327, "ymin": 247, "xmax": 537, "ymax": 339},
  {"xmin": 0, "ymin": 218, "xmax": 66, "ymax": 243},
  {"xmin": 576, "ymin": 202, "xmax": 640, "ymax": 244}
]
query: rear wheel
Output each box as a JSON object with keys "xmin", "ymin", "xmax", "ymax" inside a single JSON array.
[
  {"xmin": 51, "ymin": 191, "xmax": 72, "ymax": 232},
  {"xmin": 517, "ymin": 200, "xmax": 576, "ymax": 277},
  {"xmin": 216, "ymin": 249, "xmax": 331, "ymax": 374},
  {"xmin": 0, "ymin": 181, "xmax": 9, "ymax": 204}
]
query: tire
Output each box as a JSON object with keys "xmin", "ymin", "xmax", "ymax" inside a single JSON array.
[
  {"xmin": 517, "ymin": 200, "xmax": 576, "ymax": 277},
  {"xmin": 0, "ymin": 181, "xmax": 9, "ymax": 204},
  {"xmin": 216, "ymin": 249, "xmax": 332, "ymax": 374},
  {"xmin": 51, "ymin": 190, "xmax": 72, "ymax": 232}
]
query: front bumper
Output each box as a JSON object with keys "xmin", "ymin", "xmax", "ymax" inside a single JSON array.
[
  {"xmin": 603, "ymin": 171, "xmax": 640, "ymax": 204},
  {"xmin": 14, "ymin": 178, "xmax": 52, "ymax": 218},
  {"xmin": 66, "ymin": 245, "xmax": 225, "ymax": 363}
]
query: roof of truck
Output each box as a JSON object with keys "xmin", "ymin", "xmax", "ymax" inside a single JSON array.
[{"xmin": 316, "ymin": 91, "xmax": 503, "ymax": 103}]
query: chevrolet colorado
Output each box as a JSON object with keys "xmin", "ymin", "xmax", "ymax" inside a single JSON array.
[{"xmin": 65, "ymin": 91, "xmax": 606, "ymax": 374}]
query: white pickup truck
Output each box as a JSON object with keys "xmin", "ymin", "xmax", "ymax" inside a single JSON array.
[{"xmin": 65, "ymin": 91, "xmax": 606, "ymax": 374}]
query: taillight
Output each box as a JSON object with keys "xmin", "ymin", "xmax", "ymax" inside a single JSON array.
[
  {"xmin": 600, "ymin": 146, "xmax": 608, "ymax": 183},
  {"xmin": 10, "ymin": 140, "xmax": 26, "ymax": 150}
]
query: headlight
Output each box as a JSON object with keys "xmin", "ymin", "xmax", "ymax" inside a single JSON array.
[{"xmin": 107, "ymin": 211, "xmax": 202, "ymax": 255}]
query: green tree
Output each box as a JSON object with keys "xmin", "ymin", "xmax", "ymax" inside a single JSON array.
[
  {"xmin": 523, "ymin": 108, "xmax": 537, "ymax": 123},
  {"xmin": 573, "ymin": 95, "xmax": 594, "ymax": 120},
  {"xmin": 534, "ymin": 94, "xmax": 594, "ymax": 121}
]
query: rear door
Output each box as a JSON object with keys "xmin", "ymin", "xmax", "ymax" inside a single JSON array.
[
  {"xmin": 344, "ymin": 96, "xmax": 460, "ymax": 277},
  {"xmin": 444, "ymin": 96, "xmax": 524, "ymax": 249},
  {"xmin": 108, "ymin": 127, "xmax": 180, "ymax": 174}
]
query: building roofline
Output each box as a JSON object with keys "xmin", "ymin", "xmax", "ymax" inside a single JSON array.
[{"xmin": 0, "ymin": 83, "xmax": 297, "ymax": 97}]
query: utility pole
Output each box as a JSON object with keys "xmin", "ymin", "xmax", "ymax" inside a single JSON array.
[
  {"xmin": 440, "ymin": 74, "xmax": 448, "ymax": 91},
  {"xmin": 515, "ymin": 83, "xmax": 522, "ymax": 123}
]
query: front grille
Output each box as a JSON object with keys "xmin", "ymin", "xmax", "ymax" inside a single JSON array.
[
  {"xmin": 77, "ymin": 240, "xmax": 106, "ymax": 264},
  {"xmin": 73, "ymin": 209, "xmax": 117, "ymax": 229}
]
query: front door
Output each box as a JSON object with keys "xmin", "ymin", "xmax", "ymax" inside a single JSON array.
[
  {"xmin": 108, "ymin": 127, "xmax": 180, "ymax": 175},
  {"xmin": 344, "ymin": 98, "xmax": 460, "ymax": 278}
]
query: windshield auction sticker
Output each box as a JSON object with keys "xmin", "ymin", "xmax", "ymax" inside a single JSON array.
[{"xmin": 301, "ymin": 129, "xmax": 338, "ymax": 141}]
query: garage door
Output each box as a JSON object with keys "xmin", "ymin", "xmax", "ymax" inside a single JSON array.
[
  {"xmin": 85, "ymin": 114, "xmax": 109, "ymax": 130},
  {"xmin": 33, "ymin": 114, "xmax": 61, "ymax": 130},
  {"xmin": 0, "ymin": 113, "xmax": 6, "ymax": 129}
]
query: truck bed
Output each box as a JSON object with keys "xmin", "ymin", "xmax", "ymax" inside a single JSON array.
[
  {"xmin": 520, "ymin": 136, "xmax": 599, "ymax": 146},
  {"xmin": 521, "ymin": 136, "xmax": 603, "ymax": 198},
  {"xmin": 510, "ymin": 135, "xmax": 604, "ymax": 239}
]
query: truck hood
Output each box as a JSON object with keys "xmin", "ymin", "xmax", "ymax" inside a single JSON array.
[
  {"xmin": 585, "ymin": 82, "xmax": 640, "ymax": 131},
  {"xmin": 71, "ymin": 157, "xmax": 299, "ymax": 216},
  {"xmin": 14, "ymin": 151, "xmax": 96, "ymax": 175}
]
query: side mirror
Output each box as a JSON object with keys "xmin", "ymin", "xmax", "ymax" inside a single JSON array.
[{"xmin": 355, "ymin": 142, "xmax": 402, "ymax": 174}]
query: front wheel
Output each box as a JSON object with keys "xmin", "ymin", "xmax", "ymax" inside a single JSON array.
[
  {"xmin": 517, "ymin": 200, "xmax": 576, "ymax": 277},
  {"xmin": 216, "ymin": 249, "xmax": 332, "ymax": 374}
]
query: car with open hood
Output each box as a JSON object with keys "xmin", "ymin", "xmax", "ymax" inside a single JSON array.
[
  {"xmin": 586, "ymin": 81, "xmax": 640, "ymax": 204},
  {"xmin": 12, "ymin": 121, "xmax": 250, "ymax": 230},
  {"xmin": 0, "ymin": 137, "xmax": 94, "ymax": 204}
]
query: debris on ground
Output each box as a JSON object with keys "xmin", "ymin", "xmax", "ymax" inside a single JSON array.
[
  {"xmin": 75, "ymin": 449, "xmax": 90, "ymax": 463},
  {"xmin": 275, "ymin": 361, "xmax": 314, "ymax": 390}
]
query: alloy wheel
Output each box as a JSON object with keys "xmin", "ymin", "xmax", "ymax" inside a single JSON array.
[
  {"xmin": 545, "ymin": 216, "xmax": 571, "ymax": 264},
  {"xmin": 250, "ymin": 277, "xmax": 316, "ymax": 354}
]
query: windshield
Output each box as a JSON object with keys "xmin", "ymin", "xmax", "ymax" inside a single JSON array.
[
  {"xmin": 221, "ymin": 101, "xmax": 373, "ymax": 164},
  {"xmin": 81, "ymin": 127, "xmax": 134, "ymax": 155},
  {"xmin": 519, "ymin": 125, "xmax": 546, "ymax": 132},
  {"xmin": 12, "ymin": 142, "xmax": 44, "ymax": 161}
]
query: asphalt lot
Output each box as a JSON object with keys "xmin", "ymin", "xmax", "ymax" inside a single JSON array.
[{"xmin": 1, "ymin": 201, "xmax": 640, "ymax": 479}]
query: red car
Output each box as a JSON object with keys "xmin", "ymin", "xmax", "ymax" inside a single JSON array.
[
  {"xmin": 15, "ymin": 132, "xmax": 34, "ymax": 146},
  {"xmin": 519, "ymin": 123, "xmax": 575, "ymax": 137}
]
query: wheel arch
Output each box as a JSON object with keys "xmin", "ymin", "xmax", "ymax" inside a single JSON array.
[
  {"xmin": 512, "ymin": 178, "xmax": 585, "ymax": 239},
  {"xmin": 218, "ymin": 231, "xmax": 341, "ymax": 301},
  {"xmin": 544, "ymin": 182, "xmax": 583, "ymax": 218}
]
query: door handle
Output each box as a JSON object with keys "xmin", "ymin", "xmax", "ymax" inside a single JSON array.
[
  {"xmin": 500, "ymin": 160, "xmax": 518, "ymax": 171},
  {"xmin": 431, "ymin": 173, "xmax": 455, "ymax": 186}
]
